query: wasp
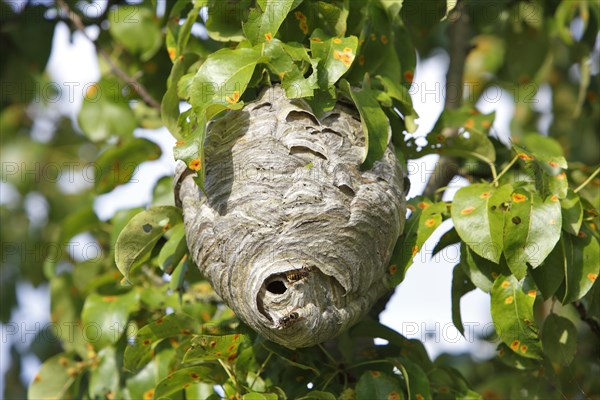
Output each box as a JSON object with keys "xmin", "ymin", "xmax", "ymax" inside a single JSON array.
[
  {"xmin": 278, "ymin": 310, "xmax": 301, "ymax": 329},
  {"xmin": 285, "ymin": 262, "xmax": 313, "ymax": 283}
]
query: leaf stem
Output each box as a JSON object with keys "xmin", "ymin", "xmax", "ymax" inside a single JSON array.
[
  {"xmin": 574, "ymin": 166, "xmax": 600, "ymax": 193},
  {"xmin": 317, "ymin": 343, "xmax": 339, "ymax": 367},
  {"xmin": 491, "ymin": 154, "xmax": 519, "ymax": 186},
  {"xmin": 249, "ymin": 352, "xmax": 272, "ymax": 390},
  {"xmin": 218, "ymin": 359, "xmax": 238, "ymax": 391}
]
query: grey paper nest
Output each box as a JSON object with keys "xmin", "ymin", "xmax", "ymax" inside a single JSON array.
[{"xmin": 175, "ymin": 86, "xmax": 407, "ymax": 348}]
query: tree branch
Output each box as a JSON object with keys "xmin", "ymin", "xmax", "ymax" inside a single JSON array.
[
  {"xmin": 574, "ymin": 301, "xmax": 600, "ymax": 340},
  {"xmin": 423, "ymin": 0, "xmax": 471, "ymax": 197},
  {"xmin": 55, "ymin": 0, "xmax": 161, "ymax": 110}
]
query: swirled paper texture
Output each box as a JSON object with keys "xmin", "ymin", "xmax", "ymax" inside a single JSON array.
[{"xmin": 175, "ymin": 86, "xmax": 406, "ymax": 348}]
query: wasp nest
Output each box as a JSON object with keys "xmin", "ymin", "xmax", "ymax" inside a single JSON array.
[{"xmin": 175, "ymin": 86, "xmax": 407, "ymax": 348}]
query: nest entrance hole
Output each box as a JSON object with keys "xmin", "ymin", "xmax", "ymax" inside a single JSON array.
[{"xmin": 266, "ymin": 279, "xmax": 287, "ymax": 294}]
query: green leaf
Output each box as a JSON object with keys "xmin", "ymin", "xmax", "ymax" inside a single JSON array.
[
  {"xmin": 310, "ymin": 30, "xmax": 358, "ymax": 88},
  {"xmin": 431, "ymin": 227, "xmax": 460, "ymax": 259},
  {"xmin": 157, "ymin": 224, "xmax": 188, "ymax": 273},
  {"xmin": 78, "ymin": 80, "xmax": 137, "ymax": 142},
  {"xmin": 394, "ymin": 357, "xmax": 432, "ymax": 400},
  {"xmin": 389, "ymin": 198, "xmax": 447, "ymax": 286},
  {"xmin": 296, "ymin": 391, "xmax": 337, "ymax": 400},
  {"xmin": 243, "ymin": 0, "xmax": 296, "ymax": 44},
  {"xmin": 205, "ymin": 0, "xmax": 252, "ymax": 42},
  {"xmin": 561, "ymin": 190, "xmax": 583, "ymax": 235},
  {"xmin": 490, "ymin": 275, "xmax": 542, "ymax": 359},
  {"xmin": 460, "ymin": 242, "xmax": 500, "ymax": 293},
  {"xmin": 115, "ymin": 206, "xmax": 183, "ymax": 278},
  {"xmin": 262, "ymin": 39, "xmax": 319, "ymax": 98},
  {"xmin": 94, "ymin": 138, "xmax": 161, "ymax": 194},
  {"xmin": 108, "ymin": 5, "xmax": 162, "ymax": 60},
  {"xmin": 562, "ymin": 222, "xmax": 600, "ymax": 303},
  {"xmin": 190, "ymin": 46, "xmax": 262, "ymax": 120},
  {"xmin": 451, "ymin": 264, "xmax": 476, "ymax": 335},
  {"xmin": 154, "ymin": 366, "xmax": 227, "ymax": 398},
  {"xmin": 339, "ymin": 79, "xmax": 389, "ymax": 168},
  {"xmin": 356, "ymin": 370, "xmax": 403, "ymax": 400},
  {"xmin": 162, "ymin": 53, "xmax": 202, "ymax": 137},
  {"xmin": 81, "ymin": 290, "xmax": 140, "ymax": 349},
  {"xmin": 530, "ymin": 236, "xmax": 566, "ymax": 300},
  {"xmin": 89, "ymin": 347, "xmax": 120, "ymax": 399},
  {"xmin": 541, "ymin": 314, "xmax": 577, "ymax": 365},
  {"xmin": 243, "ymin": 393, "xmax": 280, "ymax": 400},
  {"xmin": 60, "ymin": 206, "xmax": 99, "ymax": 242},
  {"xmin": 28, "ymin": 353, "xmax": 79, "ymax": 400},
  {"xmin": 317, "ymin": 1, "xmax": 349, "ymax": 36},
  {"xmin": 183, "ymin": 334, "xmax": 247, "ymax": 363},
  {"xmin": 495, "ymin": 343, "xmax": 538, "ymax": 370},
  {"xmin": 451, "ymin": 183, "xmax": 510, "ymax": 263},
  {"xmin": 379, "ymin": 0, "xmax": 405, "ymax": 20},
  {"xmin": 503, "ymin": 188, "xmax": 562, "ymax": 279},
  {"xmin": 420, "ymin": 108, "xmax": 496, "ymax": 163},
  {"xmin": 124, "ymin": 313, "xmax": 201, "ymax": 372}
]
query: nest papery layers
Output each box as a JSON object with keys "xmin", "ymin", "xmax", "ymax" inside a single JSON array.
[{"xmin": 176, "ymin": 86, "xmax": 406, "ymax": 348}]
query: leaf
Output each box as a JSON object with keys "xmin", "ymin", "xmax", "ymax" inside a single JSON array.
[
  {"xmin": 78, "ymin": 80, "xmax": 137, "ymax": 142},
  {"xmin": 190, "ymin": 46, "xmax": 262, "ymax": 121},
  {"xmin": 317, "ymin": 1, "xmax": 349, "ymax": 36},
  {"xmin": 157, "ymin": 224, "xmax": 188, "ymax": 273},
  {"xmin": 339, "ymin": 79, "xmax": 389, "ymax": 168},
  {"xmin": 460, "ymin": 242, "xmax": 501, "ymax": 293},
  {"xmin": 451, "ymin": 183, "xmax": 510, "ymax": 263},
  {"xmin": 389, "ymin": 198, "xmax": 447, "ymax": 286},
  {"xmin": 89, "ymin": 347, "xmax": 120, "ymax": 399},
  {"xmin": 451, "ymin": 264, "xmax": 476, "ymax": 335},
  {"xmin": 296, "ymin": 391, "xmax": 337, "ymax": 400},
  {"xmin": 562, "ymin": 222, "xmax": 600, "ymax": 304},
  {"xmin": 243, "ymin": 0, "xmax": 296, "ymax": 44},
  {"xmin": 162, "ymin": 53, "xmax": 202, "ymax": 137},
  {"xmin": 28, "ymin": 353, "xmax": 78, "ymax": 400},
  {"xmin": 350, "ymin": 320, "xmax": 432, "ymax": 370},
  {"xmin": 490, "ymin": 275, "xmax": 542, "ymax": 359},
  {"xmin": 183, "ymin": 334, "xmax": 247, "ymax": 364},
  {"xmin": 262, "ymin": 39, "xmax": 319, "ymax": 98},
  {"xmin": 541, "ymin": 314, "xmax": 577, "ymax": 365},
  {"xmin": 81, "ymin": 290, "xmax": 140, "ymax": 349},
  {"xmin": 561, "ymin": 190, "xmax": 583, "ymax": 235},
  {"xmin": 393, "ymin": 357, "xmax": 432, "ymax": 400},
  {"xmin": 94, "ymin": 138, "xmax": 161, "ymax": 194},
  {"xmin": 514, "ymin": 137, "xmax": 569, "ymax": 199},
  {"xmin": 124, "ymin": 313, "xmax": 201, "ymax": 372},
  {"xmin": 310, "ymin": 30, "xmax": 358, "ymax": 88},
  {"xmin": 431, "ymin": 227, "xmax": 460, "ymax": 259},
  {"xmin": 243, "ymin": 393, "xmax": 280, "ymax": 400},
  {"xmin": 60, "ymin": 206, "xmax": 99, "ymax": 242},
  {"xmin": 205, "ymin": 0, "xmax": 251, "ymax": 41},
  {"xmin": 355, "ymin": 370, "xmax": 404, "ymax": 400},
  {"xmin": 503, "ymin": 188, "xmax": 562, "ymax": 279},
  {"xmin": 530, "ymin": 236, "xmax": 566, "ymax": 300},
  {"xmin": 108, "ymin": 5, "xmax": 162, "ymax": 60},
  {"xmin": 379, "ymin": 0, "xmax": 405, "ymax": 19},
  {"xmin": 115, "ymin": 206, "xmax": 183, "ymax": 278},
  {"xmin": 154, "ymin": 366, "xmax": 227, "ymax": 399},
  {"xmin": 415, "ymin": 107, "xmax": 496, "ymax": 162}
]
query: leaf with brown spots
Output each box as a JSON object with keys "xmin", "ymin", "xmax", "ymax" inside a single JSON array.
[
  {"xmin": 490, "ymin": 275, "xmax": 542, "ymax": 359},
  {"xmin": 153, "ymin": 366, "xmax": 227, "ymax": 399},
  {"xmin": 452, "ymin": 184, "xmax": 511, "ymax": 264}
]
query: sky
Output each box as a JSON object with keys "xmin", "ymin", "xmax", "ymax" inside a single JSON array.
[{"xmin": 1, "ymin": 11, "xmax": 526, "ymax": 392}]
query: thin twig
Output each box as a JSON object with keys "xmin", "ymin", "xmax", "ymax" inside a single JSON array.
[
  {"xmin": 573, "ymin": 301, "xmax": 600, "ymax": 340},
  {"xmin": 423, "ymin": 0, "xmax": 471, "ymax": 196},
  {"xmin": 55, "ymin": 0, "xmax": 161, "ymax": 110},
  {"xmin": 574, "ymin": 166, "xmax": 600, "ymax": 193}
]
